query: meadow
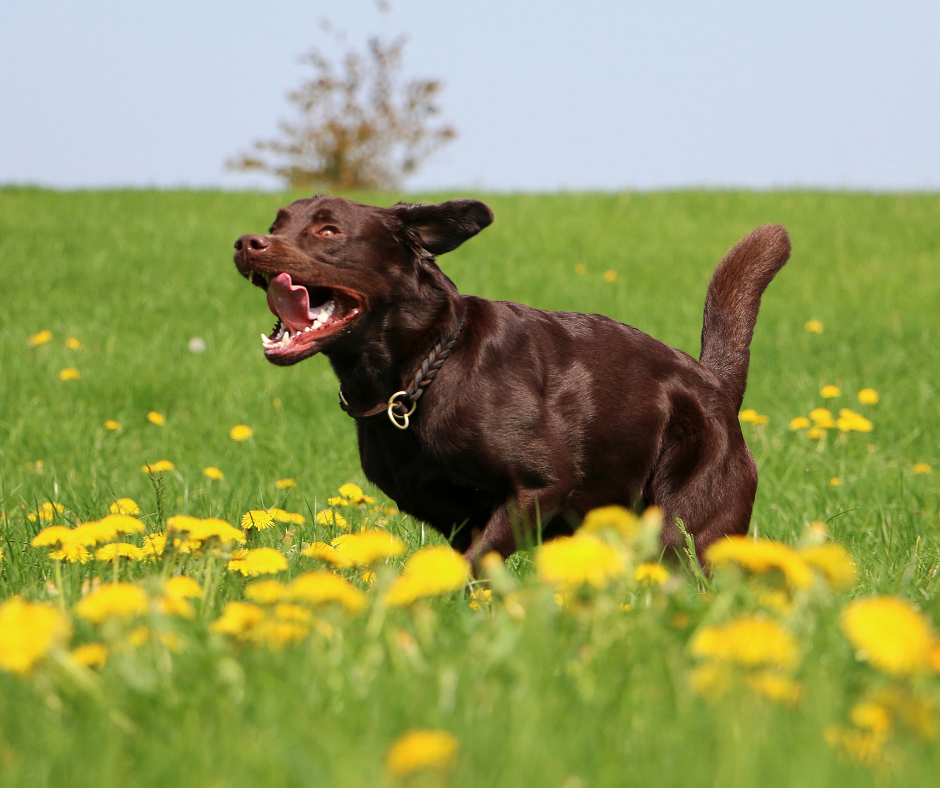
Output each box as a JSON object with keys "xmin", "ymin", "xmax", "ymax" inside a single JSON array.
[{"xmin": 1, "ymin": 186, "xmax": 939, "ymax": 787}]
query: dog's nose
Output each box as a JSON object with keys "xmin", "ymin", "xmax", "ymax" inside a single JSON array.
[{"xmin": 234, "ymin": 234, "xmax": 270, "ymax": 254}]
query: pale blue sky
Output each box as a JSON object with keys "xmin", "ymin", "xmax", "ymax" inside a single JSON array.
[{"xmin": 1, "ymin": 1, "xmax": 937, "ymax": 192}]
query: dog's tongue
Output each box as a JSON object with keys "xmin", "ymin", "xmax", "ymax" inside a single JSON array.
[{"xmin": 267, "ymin": 273, "xmax": 312, "ymax": 331}]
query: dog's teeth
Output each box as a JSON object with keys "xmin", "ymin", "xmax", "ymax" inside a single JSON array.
[{"xmin": 248, "ymin": 271, "xmax": 256, "ymax": 285}]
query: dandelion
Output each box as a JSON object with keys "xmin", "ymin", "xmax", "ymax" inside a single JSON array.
[
  {"xmin": 211, "ymin": 601, "xmax": 265, "ymax": 638},
  {"xmin": 824, "ymin": 725, "xmax": 887, "ymax": 768},
  {"xmin": 147, "ymin": 411, "xmax": 165, "ymax": 426},
  {"xmin": 315, "ymin": 510, "xmax": 347, "ymax": 529},
  {"xmin": 227, "ymin": 547, "xmax": 288, "ymax": 576},
  {"xmin": 739, "ymin": 409, "xmax": 768, "ymax": 425},
  {"xmin": 386, "ymin": 546, "xmax": 471, "ymax": 606},
  {"xmin": 0, "ymin": 598, "xmax": 72, "ymax": 675},
  {"xmin": 338, "ymin": 483, "xmax": 375, "ymax": 505},
  {"xmin": 99, "ymin": 514, "xmax": 145, "ymax": 536},
  {"xmin": 807, "ymin": 427, "xmax": 826, "ymax": 440},
  {"xmin": 229, "ymin": 424, "xmax": 253, "ymax": 441},
  {"xmin": 74, "ymin": 583, "xmax": 148, "ymax": 625},
  {"xmin": 836, "ymin": 409, "xmax": 873, "ymax": 432},
  {"xmin": 329, "ymin": 530, "xmax": 406, "ymax": 568},
  {"xmin": 27, "ymin": 501, "xmax": 65, "ymax": 522},
  {"xmin": 579, "ymin": 505, "xmax": 639, "ymax": 541},
  {"xmin": 141, "ymin": 460, "xmax": 174, "ymax": 473},
  {"xmin": 289, "ymin": 572, "xmax": 368, "ymax": 614},
  {"xmin": 705, "ymin": 536, "xmax": 813, "ymax": 589},
  {"xmin": 789, "ymin": 417, "xmax": 811, "ymax": 430},
  {"xmin": 574, "ymin": 263, "xmax": 587, "ymax": 275},
  {"xmin": 820, "ymin": 385, "xmax": 841, "ymax": 399},
  {"xmin": 746, "ymin": 671, "xmax": 803, "ymax": 707},
  {"xmin": 840, "ymin": 596, "xmax": 935, "ymax": 676},
  {"xmin": 829, "ymin": 477, "xmax": 840, "ymax": 487},
  {"xmin": 301, "ymin": 542, "xmax": 339, "ymax": 562},
  {"xmin": 142, "ymin": 532, "xmax": 166, "ymax": 559},
  {"xmin": 810, "ymin": 407, "xmax": 834, "ymax": 426},
  {"xmin": 245, "ymin": 579, "xmax": 289, "ymax": 604},
  {"xmin": 327, "ymin": 496, "xmax": 350, "ymax": 506},
  {"xmin": 71, "ymin": 642, "xmax": 108, "ymax": 670},
  {"xmin": 386, "ymin": 729, "xmax": 459, "ymax": 777},
  {"xmin": 851, "ymin": 701, "xmax": 893, "ymax": 736},
  {"xmin": 635, "ymin": 563, "xmax": 670, "ymax": 586},
  {"xmin": 31, "ymin": 525, "xmax": 77, "ymax": 548},
  {"xmin": 913, "ymin": 463, "xmax": 932, "ymax": 475},
  {"xmin": 203, "ymin": 466, "xmax": 224, "ymax": 480},
  {"xmin": 800, "ymin": 543, "xmax": 857, "ymax": 590},
  {"xmin": 95, "ymin": 543, "xmax": 146, "ymax": 563},
  {"xmin": 104, "ymin": 420, "xmax": 121, "ymax": 430},
  {"xmin": 857, "ymin": 388, "xmax": 879, "ymax": 405},
  {"xmin": 603, "ymin": 269, "xmax": 618, "ymax": 283},
  {"xmin": 469, "ymin": 587, "xmax": 493, "ymax": 610},
  {"xmin": 804, "ymin": 319, "xmax": 824, "ymax": 334},
  {"xmin": 173, "ymin": 517, "xmax": 246, "ymax": 546},
  {"xmin": 241, "ymin": 510, "xmax": 276, "ymax": 531},
  {"xmin": 691, "ymin": 615, "xmax": 799, "ymax": 669},
  {"xmin": 28, "ymin": 329, "xmax": 53, "ymax": 346},
  {"xmin": 535, "ymin": 534, "xmax": 624, "ymax": 590},
  {"xmin": 59, "ymin": 368, "xmax": 81, "ymax": 381},
  {"xmin": 110, "ymin": 498, "xmax": 141, "ymax": 515},
  {"xmin": 157, "ymin": 576, "xmax": 203, "ymax": 618},
  {"xmin": 275, "ymin": 478, "xmax": 296, "ymax": 489},
  {"xmin": 65, "ymin": 336, "xmax": 82, "ymax": 350}
]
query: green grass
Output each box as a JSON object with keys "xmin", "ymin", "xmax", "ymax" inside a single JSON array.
[{"xmin": 1, "ymin": 187, "xmax": 939, "ymax": 787}]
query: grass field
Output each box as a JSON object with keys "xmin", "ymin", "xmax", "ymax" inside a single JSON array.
[{"xmin": 1, "ymin": 187, "xmax": 939, "ymax": 787}]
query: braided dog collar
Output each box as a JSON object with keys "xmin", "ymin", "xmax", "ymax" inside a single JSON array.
[{"xmin": 338, "ymin": 311, "xmax": 467, "ymax": 430}]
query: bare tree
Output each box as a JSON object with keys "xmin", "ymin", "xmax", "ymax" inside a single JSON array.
[{"xmin": 227, "ymin": 32, "xmax": 456, "ymax": 191}]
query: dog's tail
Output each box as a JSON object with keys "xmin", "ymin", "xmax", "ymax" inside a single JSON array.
[{"xmin": 699, "ymin": 225, "xmax": 791, "ymax": 411}]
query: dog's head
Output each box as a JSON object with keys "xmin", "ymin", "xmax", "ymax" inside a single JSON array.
[{"xmin": 234, "ymin": 196, "xmax": 493, "ymax": 366}]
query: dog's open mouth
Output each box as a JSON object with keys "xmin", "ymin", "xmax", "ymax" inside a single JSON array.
[{"xmin": 249, "ymin": 271, "xmax": 363, "ymax": 363}]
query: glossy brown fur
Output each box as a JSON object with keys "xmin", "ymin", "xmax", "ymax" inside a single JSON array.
[{"xmin": 234, "ymin": 197, "xmax": 790, "ymax": 562}]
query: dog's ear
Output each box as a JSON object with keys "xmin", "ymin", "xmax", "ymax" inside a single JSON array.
[{"xmin": 391, "ymin": 200, "xmax": 494, "ymax": 256}]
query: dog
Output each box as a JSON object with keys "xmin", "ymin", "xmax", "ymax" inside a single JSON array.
[{"xmin": 234, "ymin": 196, "xmax": 790, "ymax": 563}]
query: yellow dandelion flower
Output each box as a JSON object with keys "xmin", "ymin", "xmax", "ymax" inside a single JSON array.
[
  {"xmin": 602, "ymin": 269, "xmax": 618, "ymax": 283},
  {"xmin": 104, "ymin": 420, "xmax": 121, "ymax": 431},
  {"xmin": 807, "ymin": 427, "xmax": 826, "ymax": 440},
  {"xmin": 211, "ymin": 601, "xmax": 265, "ymax": 638},
  {"xmin": 289, "ymin": 572, "xmax": 368, "ymax": 614},
  {"xmin": 274, "ymin": 603, "xmax": 312, "ymax": 624},
  {"xmin": 241, "ymin": 510, "xmax": 276, "ymax": 531},
  {"xmin": 789, "ymin": 417, "xmax": 811, "ymax": 430},
  {"xmin": 739, "ymin": 408, "xmax": 759, "ymax": 423},
  {"xmin": 579, "ymin": 505, "xmax": 639, "ymax": 541},
  {"xmin": 820, "ymin": 385, "xmax": 841, "ymax": 399},
  {"xmin": 182, "ymin": 518, "xmax": 246, "ymax": 545},
  {"xmin": 635, "ymin": 563, "xmax": 670, "ymax": 586},
  {"xmin": 229, "ymin": 424, "xmax": 253, "ymax": 441},
  {"xmin": 800, "ymin": 543, "xmax": 857, "ymax": 590},
  {"xmin": 804, "ymin": 319, "xmax": 824, "ymax": 334},
  {"xmin": 857, "ymin": 388, "xmax": 879, "ymax": 405},
  {"xmin": 837, "ymin": 409, "xmax": 873, "ymax": 432},
  {"xmin": 203, "ymin": 466, "xmax": 224, "ymax": 480},
  {"xmin": 65, "ymin": 336, "xmax": 82, "ymax": 350},
  {"xmin": 574, "ymin": 263, "xmax": 587, "ymax": 275},
  {"xmin": 810, "ymin": 407, "xmax": 832, "ymax": 422},
  {"xmin": 74, "ymin": 583, "xmax": 148, "ymax": 625},
  {"xmin": 164, "ymin": 575, "xmax": 203, "ymax": 599},
  {"xmin": 386, "ymin": 546, "xmax": 471, "ymax": 606},
  {"xmin": 289, "ymin": 512, "xmax": 306, "ymax": 525},
  {"xmin": 691, "ymin": 615, "xmax": 799, "ymax": 669},
  {"xmin": 329, "ymin": 530, "xmax": 406, "ymax": 568},
  {"xmin": 746, "ymin": 671, "xmax": 803, "ymax": 707},
  {"xmin": 386, "ymin": 729, "xmax": 459, "ymax": 777},
  {"xmin": 705, "ymin": 536, "xmax": 813, "ymax": 589},
  {"xmin": 147, "ymin": 411, "xmax": 165, "ymax": 426},
  {"xmin": 142, "ymin": 532, "xmax": 166, "ymax": 559},
  {"xmin": 71, "ymin": 642, "xmax": 107, "ymax": 670},
  {"xmin": 841, "ymin": 596, "xmax": 935, "ymax": 676},
  {"xmin": 315, "ymin": 510, "xmax": 347, "ymax": 529},
  {"xmin": 58, "ymin": 368, "xmax": 81, "ymax": 381},
  {"xmin": 829, "ymin": 477, "xmax": 840, "ymax": 487},
  {"xmin": 0, "ymin": 598, "xmax": 72, "ymax": 675},
  {"xmin": 109, "ymin": 498, "xmax": 141, "ymax": 516},
  {"xmin": 689, "ymin": 662, "xmax": 733, "ymax": 698},
  {"xmin": 338, "ymin": 483, "xmax": 375, "ymax": 505},
  {"xmin": 327, "ymin": 496, "xmax": 351, "ymax": 506},
  {"xmin": 141, "ymin": 460, "xmax": 174, "ymax": 473},
  {"xmin": 227, "ymin": 547, "xmax": 288, "ymax": 576},
  {"xmin": 28, "ymin": 329, "xmax": 53, "ymax": 346},
  {"xmin": 31, "ymin": 525, "xmax": 78, "ymax": 548},
  {"xmin": 27, "ymin": 501, "xmax": 66, "ymax": 523},
  {"xmin": 99, "ymin": 513, "xmax": 145, "ymax": 536},
  {"xmin": 275, "ymin": 478, "xmax": 296, "ymax": 489},
  {"xmin": 244, "ymin": 579, "xmax": 289, "ymax": 604},
  {"xmin": 913, "ymin": 463, "xmax": 932, "ymax": 475},
  {"xmin": 536, "ymin": 534, "xmax": 625, "ymax": 591},
  {"xmin": 469, "ymin": 587, "xmax": 492, "ymax": 610},
  {"xmin": 850, "ymin": 702, "xmax": 893, "ymax": 736},
  {"xmin": 95, "ymin": 543, "xmax": 146, "ymax": 563},
  {"xmin": 824, "ymin": 725, "xmax": 887, "ymax": 767},
  {"xmin": 301, "ymin": 542, "xmax": 340, "ymax": 563}
]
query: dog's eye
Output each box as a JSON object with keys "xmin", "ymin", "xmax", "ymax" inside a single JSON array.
[{"xmin": 316, "ymin": 226, "xmax": 340, "ymax": 237}]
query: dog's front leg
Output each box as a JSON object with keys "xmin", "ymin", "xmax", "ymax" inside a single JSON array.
[{"xmin": 462, "ymin": 488, "xmax": 561, "ymax": 567}]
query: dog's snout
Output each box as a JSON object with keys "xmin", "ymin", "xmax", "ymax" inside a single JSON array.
[{"xmin": 234, "ymin": 234, "xmax": 271, "ymax": 255}]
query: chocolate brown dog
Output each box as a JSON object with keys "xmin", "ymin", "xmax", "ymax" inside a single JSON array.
[{"xmin": 234, "ymin": 197, "xmax": 790, "ymax": 562}]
